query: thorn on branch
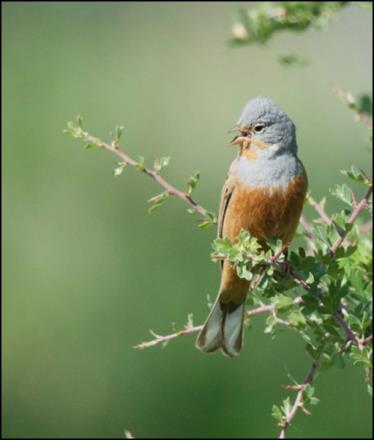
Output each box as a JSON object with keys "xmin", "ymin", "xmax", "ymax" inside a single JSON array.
[{"xmin": 299, "ymin": 404, "xmax": 311, "ymax": 416}]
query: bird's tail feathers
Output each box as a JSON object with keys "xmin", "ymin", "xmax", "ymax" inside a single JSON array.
[{"xmin": 195, "ymin": 295, "xmax": 245, "ymax": 357}]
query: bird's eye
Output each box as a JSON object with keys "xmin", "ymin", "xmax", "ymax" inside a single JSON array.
[{"xmin": 253, "ymin": 123, "xmax": 265, "ymax": 134}]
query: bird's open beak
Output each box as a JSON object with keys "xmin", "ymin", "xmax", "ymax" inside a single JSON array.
[
  {"xmin": 230, "ymin": 135, "xmax": 251, "ymax": 147},
  {"xmin": 228, "ymin": 125, "xmax": 251, "ymax": 147}
]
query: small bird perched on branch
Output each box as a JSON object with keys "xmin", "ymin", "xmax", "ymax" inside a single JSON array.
[{"xmin": 196, "ymin": 97, "xmax": 308, "ymax": 357}]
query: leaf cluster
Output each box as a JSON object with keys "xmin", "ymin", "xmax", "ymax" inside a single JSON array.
[{"xmin": 230, "ymin": 2, "xmax": 349, "ymax": 46}]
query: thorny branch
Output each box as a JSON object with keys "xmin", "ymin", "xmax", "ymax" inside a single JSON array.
[
  {"xmin": 84, "ymin": 133, "xmax": 214, "ymax": 220},
  {"xmin": 278, "ymin": 362, "xmax": 318, "ymax": 439},
  {"xmin": 134, "ymin": 299, "xmax": 301, "ymax": 350},
  {"xmin": 307, "ymin": 195, "xmax": 332, "ymax": 224}
]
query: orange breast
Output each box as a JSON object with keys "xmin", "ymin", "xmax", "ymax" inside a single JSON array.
[{"xmin": 223, "ymin": 174, "xmax": 308, "ymax": 246}]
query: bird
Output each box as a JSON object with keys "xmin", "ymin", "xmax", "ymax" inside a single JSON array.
[{"xmin": 196, "ymin": 96, "xmax": 308, "ymax": 357}]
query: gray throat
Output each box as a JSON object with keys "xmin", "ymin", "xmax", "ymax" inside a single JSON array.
[{"xmin": 231, "ymin": 150, "xmax": 303, "ymax": 189}]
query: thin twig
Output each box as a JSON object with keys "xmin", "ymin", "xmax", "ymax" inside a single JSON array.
[
  {"xmin": 360, "ymin": 334, "xmax": 373, "ymax": 345},
  {"xmin": 332, "ymin": 85, "xmax": 373, "ymax": 128},
  {"xmin": 134, "ymin": 324, "xmax": 203, "ymax": 350},
  {"xmin": 332, "ymin": 310, "xmax": 363, "ymax": 350},
  {"xmin": 307, "ymin": 196, "xmax": 332, "ymax": 224},
  {"xmin": 299, "ymin": 214, "xmax": 317, "ymax": 253},
  {"xmin": 279, "ymin": 361, "xmax": 318, "ymax": 439},
  {"xmin": 330, "ymin": 185, "xmax": 373, "ymax": 254}
]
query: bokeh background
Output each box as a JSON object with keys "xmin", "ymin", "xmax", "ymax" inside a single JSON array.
[{"xmin": 2, "ymin": 2, "xmax": 372, "ymax": 438}]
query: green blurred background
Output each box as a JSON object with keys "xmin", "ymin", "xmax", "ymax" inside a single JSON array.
[{"xmin": 2, "ymin": 2, "xmax": 372, "ymax": 438}]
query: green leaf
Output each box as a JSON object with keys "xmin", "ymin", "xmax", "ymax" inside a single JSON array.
[
  {"xmin": 305, "ymin": 343, "xmax": 318, "ymax": 360},
  {"xmin": 282, "ymin": 397, "xmax": 292, "ymax": 417},
  {"xmin": 187, "ymin": 172, "xmax": 200, "ymax": 196},
  {"xmin": 198, "ymin": 211, "xmax": 216, "ymax": 229},
  {"xmin": 264, "ymin": 314, "xmax": 277, "ymax": 335},
  {"xmin": 198, "ymin": 220, "xmax": 214, "ymax": 229},
  {"xmin": 298, "ymin": 247, "xmax": 306, "ymax": 259},
  {"xmin": 350, "ymin": 345, "xmax": 372, "ymax": 369},
  {"xmin": 136, "ymin": 156, "xmax": 145, "ymax": 171},
  {"xmin": 186, "ymin": 313, "xmax": 194, "ymax": 327},
  {"xmin": 76, "ymin": 115, "xmax": 83, "ymax": 128},
  {"xmin": 319, "ymin": 353, "xmax": 334, "ymax": 371},
  {"xmin": 278, "ymin": 54, "xmax": 309, "ymax": 67},
  {"xmin": 114, "ymin": 162, "xmax": 127, "ymax": 176},
  {"xmin": 329, "ymin": 183, "xmax": 353, "ymax": 206},
  {"xmin": 116, "ymin": 125, "xmax": 124, "ymax": 140},
  {"xmin": 314, "ymin": 225, "xmax": 332, "ymax": 248},
  {"xmin": 357, "ymin": 94, "xmax": 373, "ymax": 116},
  {"xmin": 341, "ymin": 165, "xmax": 372, "ymax": 185},
  {"xmin": 148, "ymin": 192, "xmax": 169, "ymax": 214},
  {"xmin": 288, "ymin": 309, "xmax": 307, "ymax": 328},
  {"xmin": 212, "ymin": 237, "xmax": 232, "ymax": 255},
  {"xmin": 331, "ymin": 209, "xmax": 353, "ymax": 238},
  {"xmin": 64, "ymin": 119, "xmax": 88, "ymax": 139},
  {"xmin": 272, "ymin": 294, "xmax": 294, "ymax": 312},
  {"xmin": 267, "ymin": 238, "xmax": 283, "ymax": 255},
  {"xmin": 303, "ymin": 384, "xmax": 315, "ymax": 400},
  {"xmin": 236, "ymin": 264, "xmax": 253, "ymax": 281},
  {"xmin": 154, "ymin": 156, "xmax": 171, "ymax": 172},
  {"xmin": 85, "ymin": 142, "xmax": 97, "ymax": 150},
  {"xmin": 271, "ymin": 405, "xmax": 283, "ymax": 423}
]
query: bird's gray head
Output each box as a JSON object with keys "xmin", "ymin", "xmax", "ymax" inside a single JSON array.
[{"xmin": 231, "ymin": 97, "xmax": 297, "ymax": 156}]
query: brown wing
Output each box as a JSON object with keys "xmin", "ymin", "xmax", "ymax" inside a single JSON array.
[
  {"xmin": 218, "ymin": 178, "xmax": 234, "ymax": 239},
  {"xmin": 217, "ymin": 177, "xmax": 235, "ymax": 270}
]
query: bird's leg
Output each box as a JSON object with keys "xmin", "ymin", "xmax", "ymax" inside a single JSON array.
[{"xmin": 282, "ymin": 248, "xmax": 290, "ymax": 274}]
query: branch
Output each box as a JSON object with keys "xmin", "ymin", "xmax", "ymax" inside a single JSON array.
[
  {"xmin": 279, "ymin": 361, "xmax": 318, "ymax": 439},
  {"xmin": 230, "ymin": 2, "xmax": 349, "ymax": 46},
  {"xmin": 278, "ymin": 311, "xmax": 371, "ymax": 440},
  {"xmin": 134, "ymin": 300, "xmax": 301, "ymax": 350},
  {"xmin": 91, "ymin": 134, "xmax": 212, "ymax": 218},
  {"xmin": 64, "ymin": 119, "xmax": 215, "ymax": 221},
  {"xmin": 134, "ymin": 324, "xmax": 203, "ymax": 350},
  {"xmin": 299, "ymin": 214, "xmax": 317, "ymax": 253},
  {"xmin": 332, "ymin": 309, "xmax": 364, "ymax": 350},
  {"xmin": 330, "ymin": 185, "xmax": 373, "ymax": 254},
  {"xmin": 332, "ymin": 85, "xmax": 373, "ymax": 128},
  {"xmin": 307, "ymin": 196, "xmax": 332, "ymax": 224}
]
